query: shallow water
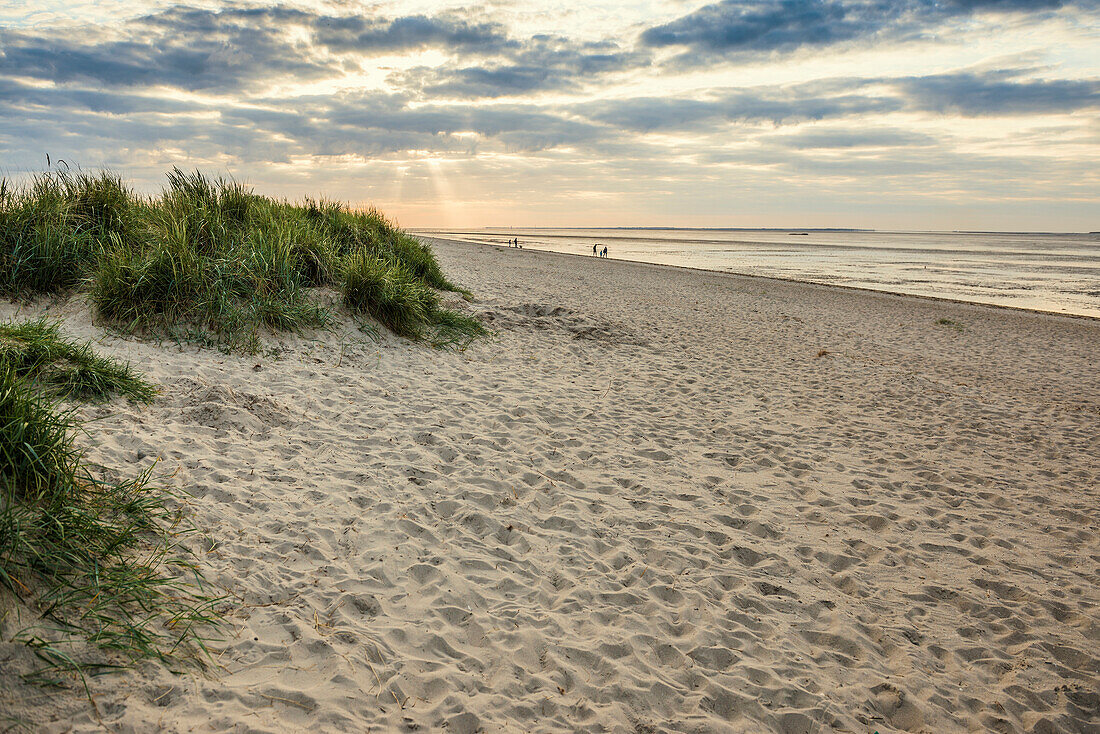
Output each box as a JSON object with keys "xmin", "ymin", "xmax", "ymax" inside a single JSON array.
[{"xmin": 414, "ymin": 228, "xmax": 1100, "ymax": 318}]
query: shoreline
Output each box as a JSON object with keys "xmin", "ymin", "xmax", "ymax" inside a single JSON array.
[{"xmin": 419, "ymin": 234, "xmax": 1100, "ymax": 322}]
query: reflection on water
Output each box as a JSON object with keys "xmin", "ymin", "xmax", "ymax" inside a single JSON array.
[{"xmin": 414, "ymin": 228, "xmax": 1100, "ymax": 318}]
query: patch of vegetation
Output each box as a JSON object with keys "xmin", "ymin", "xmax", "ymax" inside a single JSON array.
[
  {"xmin": 342, "ymin": 251, "xmax": 486, "ymax": 348},
  {"xmin": 0, "ymin": 318, "xmax": 157, "ymax": 402},
  {"xmin": 1, "ymin": 167, "xmax": 481, "ymax": 352},
  {"xmin": 428, "ymin": 308, "xmax": 488, "ymax": 351},
  {"xmin": 936, "ymin": 317, "xmax": 964, "ymax": 331},
  {"xmin": 343, "ymin": 252, "xmax": 439, "ymax": 339},
  {"xmin": 0, "ymin": 365, "xmax": 217, "ymax": 689}
]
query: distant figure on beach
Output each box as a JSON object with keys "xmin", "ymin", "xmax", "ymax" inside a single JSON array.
[
  {"xmin": 602, "ymin": 247, "xmax": 608, "ymax": 258},
  {"xmin": 593, "ymin": 244, "xmax": 597, "ymax": 255}
]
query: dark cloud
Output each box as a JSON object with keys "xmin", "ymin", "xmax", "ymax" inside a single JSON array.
[
  {"xmin": 640, "ymin": 0, "xmax": 875, "ymax": 54},
  {"xmin": 0, "ymin": 7, "xmax": 331, "ymax": 93},
  {"xmin": 0, "ymin": 80, "xmax": 200, "ymax": 116},
  {"xmin": 311, "ymin": 13, "xmax": 512, "ymax": 53},
  {"xmin": 581, "ymin": 86, "xmax": 901, "ymax": 131},
  {"xmin": 4, "ymin": 56, "xmax": 1094, "ymax": 180},
  {"xmin": 897, "ymin": 70, "xmax": 1100, "ymax": 114},
  {"xmin": 640, "ymin": 0, "xmax": 1079, "ymax": 60},
  {"xmin": 944, "ymin": 0, "xmax": 1064, "ymax": 9},
  {"xmin": 400, "ymin": 65, "xmax": 566, "ymax": 97},
  {"xmin": 390, "ymin": 38, "xmax": 647, "ymax": 98}
]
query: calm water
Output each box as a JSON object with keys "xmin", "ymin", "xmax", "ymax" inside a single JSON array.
[{"xmin": 414, "ymin": 228, "xmax": 1100, "ymax": 318}]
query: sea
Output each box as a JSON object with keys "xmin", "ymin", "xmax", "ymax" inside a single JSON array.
[{"xmin": 413, "ymin": 228, "xmax": 1100, "ymax": 319}]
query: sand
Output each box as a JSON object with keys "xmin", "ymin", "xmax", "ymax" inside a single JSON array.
[{"xmin": 1, "ymin": 237, "xmax": 1097, "ymax": 733}]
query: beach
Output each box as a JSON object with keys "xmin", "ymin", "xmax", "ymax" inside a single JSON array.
[{"xmin": 2, "ymin": 237, "xmax": 1098, "ymax": 732}]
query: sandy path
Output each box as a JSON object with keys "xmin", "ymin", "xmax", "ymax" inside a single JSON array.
[{"xmin": 1, "ymin": 238, "xmax": 1097, "ymax": 733}]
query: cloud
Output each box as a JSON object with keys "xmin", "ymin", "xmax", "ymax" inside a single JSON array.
[
  {"xmin": 390, "ymin": 37, "xmax": 648, "ymax": 98},
  {"xmin": 896, "ymin": 70, "xmax": 1100, "ymax": 114},
  {"xmin": 0, "ymin": 5, "xmax": 519, "ymax": 93},
  {"xmin": 639, "ymin": 0, "xmax": 1081, "ymax": 60},
  {"xmin": 0, "ymin": 6, "xmax": 331, "ymax": 92},
  {"xmin": 580, "ymin": 85, "xmax": 902, "ymax": 131},
  {"xmin": 310, "ymin": 12, "xmax": 512, "ymax": 53},
  {"xmin": 766, "ymin": 127, "xmax": 939, "ymax": 148},
  {"xmin": 944, "ymin": 0, "xmax": 1064, "ymax": 9},
  {"xmin": 640, "ymin": 0, "xmax": 876, "ymax": 55},
  {"xmin": 0, "ymin": 78, "xmax": 202, "ymax": 116}
]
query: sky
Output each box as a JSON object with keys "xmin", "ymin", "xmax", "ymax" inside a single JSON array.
[{"xmin": 1, "ymin": 0, "xmax": 1098, "ymax": 230}]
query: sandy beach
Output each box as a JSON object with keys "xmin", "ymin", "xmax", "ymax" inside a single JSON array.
[{"xmin": 2, "ymin": 237, "xmax": 1097, "ymax": 733}]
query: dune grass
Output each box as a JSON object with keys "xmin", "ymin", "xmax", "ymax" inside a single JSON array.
[
  {"xmin": 342, "ymin": 251, "xmax": 486, "ymax": 346},
  {"xmin": 343, "ymin": 251, "xmax": 439, "ymax": 339},
  {"xmin": 0, "ymin": 318, "xmax": 157, "ymax": 402},
  {"xmin": 936, "ymin": 317, "xmax": 964, "ymax": 331},
  {"xmin": 0, "ymin": 364, "xmax": 217, "ymax": 690},
  {"xmin": 1, "ymin": 167, "xmax": 483, "ymax": 352}
]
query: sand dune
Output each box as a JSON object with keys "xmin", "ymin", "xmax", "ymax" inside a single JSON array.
[{"xmin": 2, "ymin": 238, "xmax": 1097, "ymax": 732}]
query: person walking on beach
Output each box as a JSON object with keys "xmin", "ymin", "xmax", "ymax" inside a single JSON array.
[
  {"xmin": 593, "ymin": 244, "xmax": 597, "ymax": 255},
  {"xmin": 602, "ymin": 246, "xmax": 608, "ymax": 258}
]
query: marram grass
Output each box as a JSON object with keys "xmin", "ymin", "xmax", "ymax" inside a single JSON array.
[
  {"xmin": 0, "ymin": 363, "xmax": 218, "ymax": 690},
  {"xmin": 0, "ymin": 318, "xmax": 157, "ymax": 402},
  {"xmin": 342, "ymin": 251, "xmax": 440, "ymax": 338},
  {"xmin": 1, "ymin": 167, "xmax": 483, "ymax": 352},
  {"xmin": 343, "ymin": 251, "xmax": 486, "ymax": 347}
]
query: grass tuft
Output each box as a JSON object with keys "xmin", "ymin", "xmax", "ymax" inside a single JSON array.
[
  {"xmin": 342, "ymin": 251, "xmax": 439, "ymax": 339},
  {"xmin": 936, "ymin": 317, "xmax": 964, "ymax": 331},
  {"xmin": 430, "ymin": 308, "xmax": 489, "ymax": 351},
  {"xmin": 0, "ymin": 318, "xmax": 157, "ymax": 402}
]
